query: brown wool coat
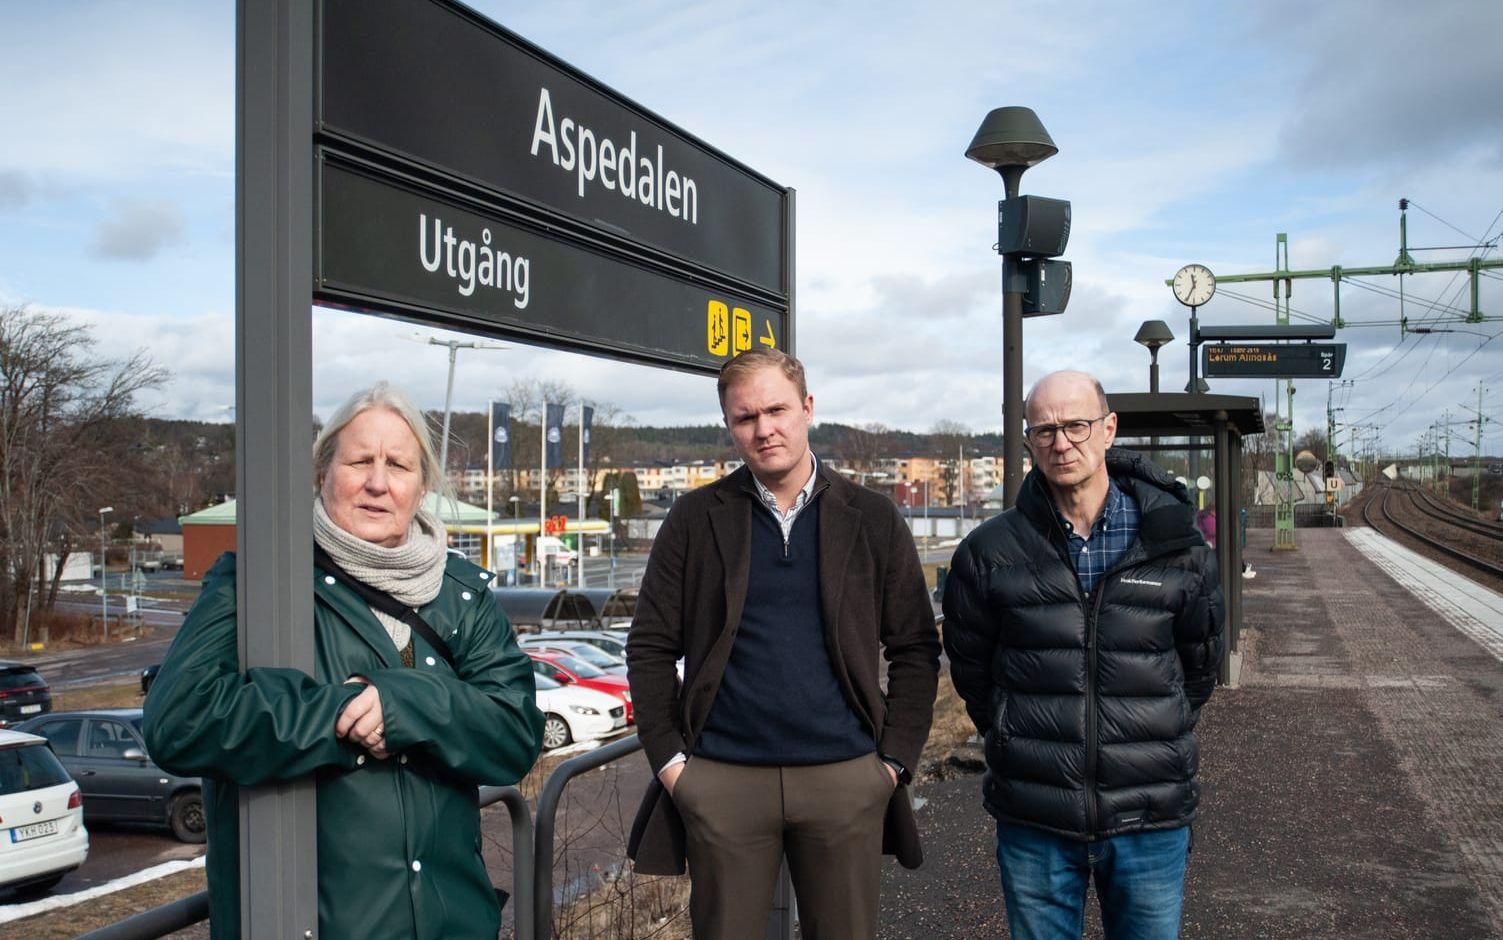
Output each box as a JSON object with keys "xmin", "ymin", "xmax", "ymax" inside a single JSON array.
[{"xmin": 625, "ymin": 463, "xmax": 941, "ymax": 874}]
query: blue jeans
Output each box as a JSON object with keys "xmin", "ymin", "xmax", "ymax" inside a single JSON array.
[{"xmin": 994, "ymin": 821, "xmax": 1190, "ymax": 940}]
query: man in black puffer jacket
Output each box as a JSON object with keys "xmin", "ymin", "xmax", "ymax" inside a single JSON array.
[{"xmin": 943, "ymin": 370, "xmax": 1222, "ymax": 940}]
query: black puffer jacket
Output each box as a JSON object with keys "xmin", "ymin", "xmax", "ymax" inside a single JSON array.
[{"xmin": 942, "ymin": 449, "xmax": 1223, "ymax": 841}]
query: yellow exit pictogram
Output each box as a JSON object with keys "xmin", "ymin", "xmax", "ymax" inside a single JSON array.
[
  {"xmin": 733, "ymin": 307, "xmax": 751, "ymax": 354},
  {"xmin": 707, "ymin": 299, "xmax": 777, "ymax": 357},
  {"xmin": 707, "ymin": 301, "xmax": 728, "ymax": 356}
]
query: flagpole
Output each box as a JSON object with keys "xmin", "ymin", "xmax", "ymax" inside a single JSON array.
[
  {"xmin": 577, "ymin": 400, "xmax": 585, "ymax": 588},
  {"xmin": 486, "ymin": 402, "xmax": 494, "ymax": 573},
  {"xmin": 539, "ymin": 402, "xmax": 546, "ymax": 585}
]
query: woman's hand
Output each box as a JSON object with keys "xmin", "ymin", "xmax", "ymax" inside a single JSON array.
[{"xmin": 337, "ymin": 678, "xmax": 390, "ymax": 759}]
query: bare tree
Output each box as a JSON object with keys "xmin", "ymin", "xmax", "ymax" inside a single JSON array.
[
  {"xmin": 929, "ymin": 420, "xmax": 970, "ymax": 506},
  {"xmin": 842, "ymin": 422, "xmax": 890, "ymax": 481},
  {"xmin": 0, "ymin": 304, "xmax": 167, "ymax": 644}
]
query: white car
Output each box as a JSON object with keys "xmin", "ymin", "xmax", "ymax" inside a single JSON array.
[
  {"xmin": 534, "ymin": 674, "xmax": 627, "ymax": 750},
  {"xmin": 0, "ymin": 729, "xmax": 88, "ymax": 896}
]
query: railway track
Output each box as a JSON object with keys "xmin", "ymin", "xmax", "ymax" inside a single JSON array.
[
  {"xmin": 1362, "ymin": 483, "xmax": 1503, "ymax": 581},
  {"xmin": 1407, "ymin": 483, "xmax": 1503, "ymax": 541}
]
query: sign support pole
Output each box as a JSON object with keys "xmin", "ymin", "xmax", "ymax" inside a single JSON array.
[{"xmin": 237, "ymin": 0, "xmax": 318, "ymax": 935}]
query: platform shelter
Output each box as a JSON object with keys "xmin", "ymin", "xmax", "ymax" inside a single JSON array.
[{"xmin": 1110, "ymin": 392, "xmax": 1264, "ymax": 684}]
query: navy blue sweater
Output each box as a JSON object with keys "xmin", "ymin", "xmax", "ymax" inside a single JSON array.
[{"xmin": 695, "ymin": 498, "xmax": 875, "ymax": 765}]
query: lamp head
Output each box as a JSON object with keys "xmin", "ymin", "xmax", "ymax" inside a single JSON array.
[
  {"xmin": 965, "ymin": 107, "xmax": 1058, "ymax": 171},
  {"xmin": 1133, "ymin": 320, "xmax": 1175, "ymax": 351}
]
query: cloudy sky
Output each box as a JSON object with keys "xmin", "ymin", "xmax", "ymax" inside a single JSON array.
[{"xmin": 2, "ymin": 0, "xmax": 1500, "ymax": 453}]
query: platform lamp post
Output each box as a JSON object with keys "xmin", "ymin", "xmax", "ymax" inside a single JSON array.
[
  {"xmin": 1134, "ymin": 320, "xmax": 1174, "ymax": 394},
  {"xmin": 98, "ymin": 506, "xmax": 113, "ymax": 639},
  {"xmin": 1135, "ymin": 320, "xmax": 1175, "ymax": 459},
  {"xmin": 966, "ymin": 107, "xmax": 1063, "ymax": 508}
]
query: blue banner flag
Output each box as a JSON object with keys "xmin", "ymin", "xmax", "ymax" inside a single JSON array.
[
  {"xmin": 545, "ymin": 403, "xmax": 565, "ymax": 468},
  {"xmin": 490, "ymin": 402, "xmax": 511, "ymax": 469},
  {"xmin": 581, "ymin": 405, "xmax": 594, "ymax": 465}
]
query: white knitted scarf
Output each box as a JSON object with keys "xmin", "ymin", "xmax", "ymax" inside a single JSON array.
[{"xmin": 313, "ymin": 497, "xmax": 447, "ymax": 651}]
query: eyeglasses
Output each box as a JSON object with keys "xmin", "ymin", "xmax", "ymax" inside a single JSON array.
[{"xmin": 1024, "ymin": 415, "xmax": 1109, "ymax": 446}]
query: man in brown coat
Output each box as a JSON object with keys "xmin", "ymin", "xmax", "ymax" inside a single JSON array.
[{"xmin": 626, "ymin": 348, "xmax": 941, "ymax": 939}]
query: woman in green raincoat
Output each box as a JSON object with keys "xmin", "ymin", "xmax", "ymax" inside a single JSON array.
[{"xmin": 144, "ymin": 381, "xmax": 544, "ymax": 940}]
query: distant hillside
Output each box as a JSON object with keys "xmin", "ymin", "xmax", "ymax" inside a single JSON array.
[{"xmin": 138, "ymin": 414, "xmax": 1005, "ymax": 481}]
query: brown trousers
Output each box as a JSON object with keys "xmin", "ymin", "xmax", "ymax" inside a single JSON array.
[{"xmin": 672, "ymin": 752, "xmax": 894, "ymax": 940}]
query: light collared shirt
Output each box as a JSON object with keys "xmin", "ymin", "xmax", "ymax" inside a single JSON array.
[{"xmin": 751, "ymin": 452, "xmax": 820, "ymax": 546}]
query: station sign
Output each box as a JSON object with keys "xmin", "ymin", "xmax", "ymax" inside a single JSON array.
[
  {"xmin": 1202, "ymin": 343, "xmax": 1346, "ymax": 379},
  {"xmin": 318, "ymin": 156, "xmax": 785, "ymax": 371},
  {"xmin": 315, "ymin": 0, "xmax": 792, "ymax": 374}
]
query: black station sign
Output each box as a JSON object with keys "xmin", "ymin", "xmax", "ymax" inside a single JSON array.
[
  {"xmin": 318, "ymin": 0, "xmax": 790, "ymax": 301},
  {"xmin": 317, "ymin": 157, "xmax": 787, "ymax": 372},
  {"xmin": 1202, "ymin": 343, "xmax": 1347, "ymax": 379}
]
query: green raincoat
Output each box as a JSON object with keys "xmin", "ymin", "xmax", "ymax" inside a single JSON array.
[{"xmin": 144, "ymin": 551, "xmax": 544, "ymax": 940}]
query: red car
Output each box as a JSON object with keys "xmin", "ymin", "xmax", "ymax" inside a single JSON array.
[{"xmin": 526, "ymin": 651, "xmax": 634, "ymax": 724}]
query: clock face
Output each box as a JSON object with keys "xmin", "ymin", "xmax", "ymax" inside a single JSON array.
[{"xmin": 1172, "ymin": 264, "xmax": 1216, "ymax": 307}]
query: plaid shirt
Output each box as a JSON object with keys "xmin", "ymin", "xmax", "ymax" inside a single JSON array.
[{"xmin": 1056, "ymin": 478, "xmax": 1140, "ymax": 594}]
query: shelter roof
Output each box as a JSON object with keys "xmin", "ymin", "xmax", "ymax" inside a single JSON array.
[{"xmin": 1108, "ymin": 393, "xmax": 1264, "ymax": 437}]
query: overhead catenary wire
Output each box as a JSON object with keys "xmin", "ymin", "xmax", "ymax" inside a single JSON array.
[
  {"xmin": 1349, "ymin": 331, "xmax": 1501, "ymax": 428},
  {"xmin": 1327, "ymin": 205, "xmax": 1503, "ymax": 392},
  {"xmin": 1407, "ymin": 199, "xmax": 1486, "ymax": 247}
]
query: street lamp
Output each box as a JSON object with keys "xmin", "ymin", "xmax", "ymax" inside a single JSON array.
[
  {"xmin": 923, "ymin": 479, "xmax": 930, "ymax": 550},
  {"xmin": 966, "ymin": 106, "xmax": 1066, "ymax": 508},
  {"xmin": 508, "ymin": 495, "xmax": 521, "ymax": 586},
  {"xmin": 1133, "ymin": 320, "xmax": 1175, "ymax": 394},
  {"xmin": 98, "ymin": 506, "xmax": 113, "ymax": 639},
  {"xmin": 1135, "ymin": 320, "xmax": 1175, "ymax": 458},
  {"xmin": 409, "ymin": 333, "xmax": 507, "ymax": 478}
]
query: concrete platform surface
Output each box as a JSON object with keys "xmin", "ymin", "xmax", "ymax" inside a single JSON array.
[{"xmin": 885, "ymin": 527, "xmax": 1503, "ymax": 939}]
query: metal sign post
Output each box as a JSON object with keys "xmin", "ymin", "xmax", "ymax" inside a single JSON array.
[{"xmin": 237, "ymin": 0, "xmax": 318, "ymax": 936}]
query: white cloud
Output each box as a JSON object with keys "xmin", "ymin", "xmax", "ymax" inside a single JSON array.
[
  {"xmin": 90, "ymin": 199, "xmax": 185, "ymax": 261},
  {"xmin": 0, "ymin": 171, "xmax": 30, "ymax": 211}
]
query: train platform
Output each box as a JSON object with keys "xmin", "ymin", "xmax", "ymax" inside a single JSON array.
[{"xmin": 887, "ymin": 526, "xmax": 1503, "ymax": 939}]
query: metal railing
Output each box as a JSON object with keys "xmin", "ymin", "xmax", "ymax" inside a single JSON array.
[
  {"xmin": 76, "ymin": 783, "xmax": 531, "ymax": 940},
  {"xmin": 533, "ymin": 734, "xmax": 645, "ymax": 934},
  {"xmin": 73, "ymin": 891, "xmax": 210, "ymax": 940},
  {"xmin": 73, "ymin": 734, "xmax": 796, "ymax": 939}
]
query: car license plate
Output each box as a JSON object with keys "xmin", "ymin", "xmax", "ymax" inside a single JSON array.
[
  {"xmin": 19, "ymin": 704, "xmax": 42, "ymax": 714},
  {"xmin": 10, "ymin": 819, "xmax": 60, "ymax": 843}
]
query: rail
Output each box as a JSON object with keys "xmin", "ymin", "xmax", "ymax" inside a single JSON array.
[
  {"xmin": 71, "ymin": 735, "xmax": 796, "ymax": 939},
  {"xmin": 532, "ymin": 734, "xmax": 645, "ymax": 935},
  {"xmin": 531, "ymin": 733, "xmax": 794, "ymax": 940},
  {"xmin": 74, "ymin": 783, "xmax": 532, "ymax": 940},
  {"xmin": 1407, "ymin": 483, "xmax": 1503, "ymax": 540},
  {"xmin": 1362, "ymin": 482, "xmax": 1503, "ymax": 580}
]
